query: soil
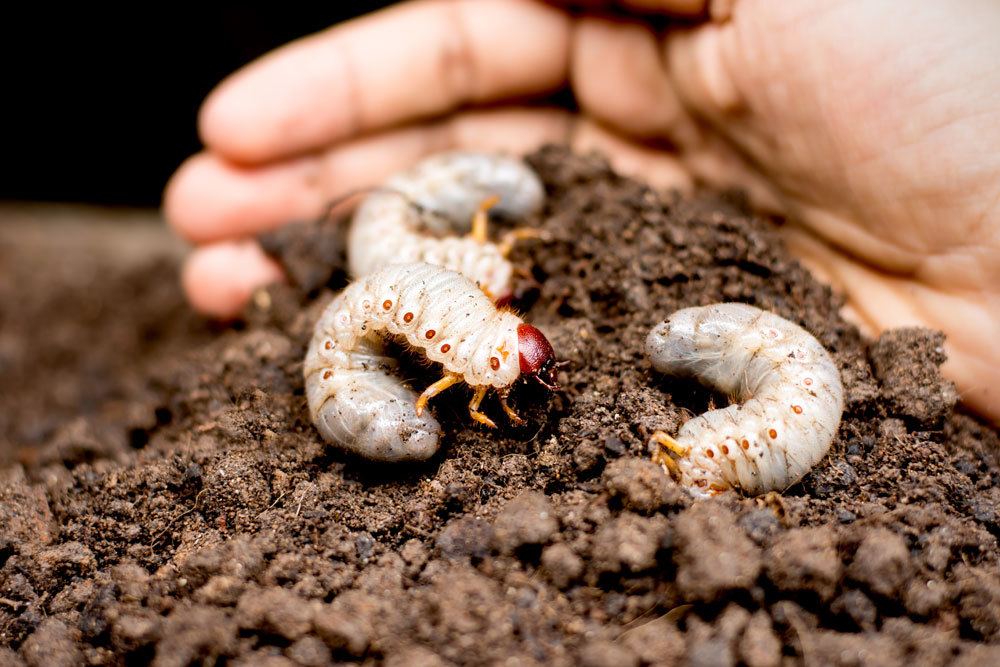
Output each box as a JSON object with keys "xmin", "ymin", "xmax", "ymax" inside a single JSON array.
[{"xmin": 2, "ymin": 147, "xmax": 1000, "ymax": 666}]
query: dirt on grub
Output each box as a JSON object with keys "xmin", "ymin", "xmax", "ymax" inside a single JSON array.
[{"xmin": 2, "ymin": 147, "xmax": 1000, "ymax": 666}]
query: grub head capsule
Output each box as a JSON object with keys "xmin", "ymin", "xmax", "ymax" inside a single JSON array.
[{"xmin": 517, "ymin": 323, "xmax": 558, "ymax": 390}]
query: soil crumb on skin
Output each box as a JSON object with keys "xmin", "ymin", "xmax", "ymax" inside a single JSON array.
[{"xmin": 3, "ymin": 149, "xmax": 1000, "ymax": 665}]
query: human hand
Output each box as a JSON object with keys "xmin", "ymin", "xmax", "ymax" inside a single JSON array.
[{"xmin": 164, "ymin": 0, "xmax": 1000, "ymax": 423}]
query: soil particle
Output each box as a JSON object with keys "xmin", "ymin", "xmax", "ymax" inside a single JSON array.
[
  {"xmin": 954, "ymin": 644, "xmax": 1000, "ymax": 667},
  {"xmin": 152, "ymin": 604, "xmax": 238, "ymax": 667},
  {"xmin": 110, "ymin": 562, "xmax": 150, "ymax": 603},
  {"xmin": 807, "ymin": 630, "xmax": 904, "ymax": 667},
  {"xmin": 383, "ymin": 644, "xmax": 453, "ymax": 667},
  {"xmin": 590, "ymin": 512, "xmax": 670, "ymax": 575},
  {"xmin": 956, "ymin": 565, "xmax": 1000, "ymax": 640},
  {"xmin": 435, "ymin": 517, "xmax": 494, "ymax": 561},
  {"xmin": 540, "ymin": 543, "xmax": 584, "ymax": 589},
  {"xmin": 603, "ymin": 456, "xmax": 687, "ymax": 513},
  {"xmin": 284, "ymin": 635, "xmax": 332, "ymax": 667},
  {"xmin": 847, "ymin": 528, "xmax": 913, "ymax": 598},
  {"xmin": 618, "ymin": 616, "xmax": 685, "ymax": 666},
  {"xmin": 193, "ymin": 575, "xmax": 245, "ymax": 606},
  {"xmin": 830, "ymin": 589, "xmax": 879, "ymax": 631},
  {"xmin": 400, "ymin": 538, "xmax": 429, "ymax": 575},
  {"xmin": 313, "ymin": 606, "xmax": 370, "ymax": 656},
  {"xmin": 739, "ymin": 508, "xmax": 783, "ymax": 547},
  {"xmin": 578, "ymin": 639, "xmax": 639, "ymax": 667},
  {"xmin": 35, "ymin": 541, "xmax": 96, "ymax": 581},
  {"xmin": 870, "ymin": 328, "xmax": 959, "ymax": 427},
  {"xmin": 765, "ymin": 526, "xmax": 841, "ymax": 601},
  {"xmin": 686, "ymin": 615, "xmax": 736, "ymax": 667},
  {"xmin": 232, "ymin": 651, "xmax": 294, "ymax": 667},
  {"xmin": 674, "ymin": 503, "xmax": 762, "ymax": 601},
  {"xmin": 235, "ymin": 587, "xmax": 317, "ymax": 641},
  {"xmin": 0, "ymin": 471, "xmax": 55, "ymax": 551},
  {"xmin": 0, "ymin": 648, "xmax": 24, "ymax": 667},
  {"xmin": 258, "ymin": 215, "xmax": 347, "ymax": 295},
  {"xmin": 416, "ymin": 566, "xmax": 514, "ymax": 663},
  {"xmin": 882, "ymin": 617, "xmax": 958, "ymax": 667},
  {"xmin": 18, "ymin": 619, "xmax": 80, "ymax": 667},
  {"xmin": 490, "ymin": 491, "xmax": 558, "ymax": 555},
  {"xmin": 179, "ymin": 536, "xmax": 267, "ymax": 587},
  {"xmin": 110, "ymin": 609, "xmax": 160, "ymax": 653},
  {"xmin": 312, "ymin": 591, "xmax": 385, "ymax": 656},
  {"xmin": 739, "ymin": 611, "xmax": 782, "ymax": 667},
  {"xmin": 902, "ymin": 576, "xmax": 950, "ymax": 617}
]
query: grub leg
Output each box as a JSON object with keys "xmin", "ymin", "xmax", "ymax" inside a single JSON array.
[
  {"xmin": 650, "ymin": 431, "xmax": 690, "ymax": 480},
  {"xmin": 478, "ymin": 283, "xmax": 498, "ymax": 301},
  {"xmin": 469, "ymin": 386, "xmax": 497, "ymax": 428},
  {"xmin": 469, "ymin": 195, "xmax": 500, "ymax": 244},
  {"xmin": 499, "ymin": 391, "xmax": 525, "ymax": 426},
  {"xmin": 650, "ymin": 431, "xmax": 689, "ymax": 458},
  {"xmin": 498, "ymin": 228, "xmax": 549, "ymax": 257},
  {"xmin": 415, "ymin": 373, "xmax": 462, "ymax": 416}
]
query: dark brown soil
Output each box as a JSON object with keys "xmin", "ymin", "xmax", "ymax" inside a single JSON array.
[{"xmin": 2, "ymin": 148, "xmax": 1000, "ymax": 666}]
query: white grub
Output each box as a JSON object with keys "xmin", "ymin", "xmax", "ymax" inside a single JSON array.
[
  {"xmin": 645, "ymin": 303, "xmax": 844, "ymax": 497},
  {"xmin": 305, "ymin": 262, "xmax": 557, "ymax": 462},
  {"xmin": 347, "ymin": 152, "xmax": 544, "ymax": 301}
]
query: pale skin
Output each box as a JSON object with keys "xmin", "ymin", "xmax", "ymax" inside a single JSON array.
[{"xmin": 164, "ymin": 0, "xmax": 1000, "ymax": 424}]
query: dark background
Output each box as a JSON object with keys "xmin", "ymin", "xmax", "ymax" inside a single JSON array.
[{"xmin": 2, "ymin": 5, "xmax": 396, "ymax": 207}]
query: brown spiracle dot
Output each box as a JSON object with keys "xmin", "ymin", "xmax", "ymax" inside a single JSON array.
[
  {"xmin": 792, "ymin": 404, "xmax": 803, "ymax": 414},
  {"xmin": 322, "ymin": 370, "xmax": 332, "ymax": 380},
  {"xmin": 324, "ymin": 340, "xmax": 332, "ymax": 350},
  {"xmin": 721, "ymin": 444, "xmax": 729, "ymax": 455},
  {"xmin": 706, "ymin": 448, "xmax": 715, "ymax": 458},
  {"xmin": 403, "ymin": 312, "xmax": 414, "ymax": 323},
  {"xmin": 425, "ymin": 329, "xmax": 436, "ymax": 339},
  {"xmin": 741, "ymin": 439, "xmax": 750, "ymax": 450},
  {"xmin": 440, "ymin": 343, "xmax": 451, "ymax": 353},
  {"xmin": 490, "ymin": 356, "xmax": 500, "ymax": 370},
  {"xmin": 382, "ymin": 300, "xmax": 392, "ymax": 310},
  {"xmin": 768, "ymin": 428, "xmax": 778, "ymax": 439},
  {"xmin": 804, "ymin": 377, "xmax": 813, "ymax": 386}
]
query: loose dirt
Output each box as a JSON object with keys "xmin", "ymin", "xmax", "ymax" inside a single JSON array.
[{"xmin": 2, "ymin": 148, "xmax": 999, "ymax": 666}]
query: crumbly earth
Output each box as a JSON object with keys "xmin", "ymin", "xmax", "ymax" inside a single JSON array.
[{"xmin": 2, "ymin": 148, "xmax": 1000, "ymax": 666}]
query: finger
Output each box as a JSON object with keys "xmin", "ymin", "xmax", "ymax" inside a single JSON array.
[
  {"xmin": 167, "ymin": 107, "xmax": 572, "ymax": 244},
  {"xmin": 550, "ymin": 1, "xmax": 707, "ymax": 15},
  {"xmin": 570, "ymin": 15, "xmax": 773, "ymax": 202},
  {"xmin": 620, "ymin": 0, "xmax": 705, "ymax": 13},
  {"xmin": 572, "ymin": 17, "xmax": 697, "ymax": 141},
  {"xmin": 571, "ymin": 118, "xmax": 693, "ymax": 191},
  {"xmin": 164, "ymin": 154, "xmax": 327, "ymax": 245},
  {"xmin": 182, "ymin": 240, "xmax": 285, "ymax": 319},
  {"xmin": 663, "ymin": 21, "xmax": 748, "ymax": 131},
  {"xmin": 200, "ymin": 0, "xmax": 571, "ymax": 164}
]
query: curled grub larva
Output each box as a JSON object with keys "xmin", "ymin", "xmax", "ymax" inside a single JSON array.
[
  {"xmin": 347, "ymin": 152, "xmax": 545, "ymax": 301},
  {"xmin": 645, "ymin": 303, "xmax": 844, "ymax": 497},
  {"xmin": 304, "ymin": 262, "xmax": 558, "ymax": 462}
]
